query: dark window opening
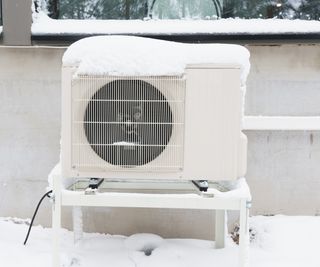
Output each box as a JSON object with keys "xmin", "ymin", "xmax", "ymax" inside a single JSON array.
[
  {"xmin": 0, "ymin": 0, "xmax": 2, "ymax": 26},
  {"xmin": 34, "ymin": 0, "xmax": 320, "ymax": 21}
]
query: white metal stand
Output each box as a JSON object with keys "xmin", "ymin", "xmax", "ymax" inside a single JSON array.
[{"xmin": 52, "ymin": 174, "xmax": 250, "ymax": 267}]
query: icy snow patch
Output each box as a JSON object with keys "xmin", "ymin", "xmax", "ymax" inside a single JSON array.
[
  {"xmin": 62, "ymin": 35, "xmax": 250, "ymax": 85},
  {"xmin": 113, "ymin": 141, "xmax": 136, "ymax": 146},
  {"xmin": 207, "ymin": 177, "xmax": 252, "ymax": 201}
]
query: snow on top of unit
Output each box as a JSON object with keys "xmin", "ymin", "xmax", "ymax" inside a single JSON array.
[
  {"xmin": 62, "ymin": 35, "xmax": 250, "ymax": 84},
  {"xmin": 32, "ymin": 11, "xmax": 320, "ymax": 35}
]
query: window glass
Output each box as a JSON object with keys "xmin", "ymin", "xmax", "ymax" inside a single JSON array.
[
  {"xmin": 151, "ymin": 0, "xmax": 218, "ymax": 19},
  {"xmin": 38, "ymin": 0, "xmax": 320, "ymax": 21}
]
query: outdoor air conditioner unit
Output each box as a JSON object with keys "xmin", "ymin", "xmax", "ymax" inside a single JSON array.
[{"xmin": 61, "ymin": 39, "xmax": 247, "ymax": 181}]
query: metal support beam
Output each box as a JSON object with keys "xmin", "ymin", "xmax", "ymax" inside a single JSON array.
[
  {"xmin": 215, "ymin": 210, "xmax": 226, "ymax": 248},
  {"xmin": 2, "ymin": 0, "xmax": 32, "ymax": 45}
]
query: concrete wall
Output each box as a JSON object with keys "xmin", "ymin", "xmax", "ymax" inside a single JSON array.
[
  {"xmin": 0, "ymin": 44, "xmax": 319, "ymax": 239},
  {"xmin": 2, "ymin": 0, "xmax": 32, "ymax": 45}
]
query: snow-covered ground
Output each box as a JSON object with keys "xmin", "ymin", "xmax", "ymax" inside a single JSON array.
[
  {"xmin": 32, "ymin": 12, "xmax": 320, "ymax": 36},
  {"xmin": 1, "ymin": 215, "xmax": 320, "ymax": 267}
]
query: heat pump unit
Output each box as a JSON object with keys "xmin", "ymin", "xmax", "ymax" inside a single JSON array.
[
  {"xmin": 61, "ymin": 39, "xmax": 247, "ymax": 181},
  {"xmin": 61, "ymin": 66, "xmax": 247, "ymax": 181}
]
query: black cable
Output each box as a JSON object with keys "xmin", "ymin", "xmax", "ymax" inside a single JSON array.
[{"xmin": 23, "ymin": 190, "xmax": 53, "ymax": 245}]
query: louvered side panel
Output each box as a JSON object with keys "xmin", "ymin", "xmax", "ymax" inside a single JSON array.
[{"xmin": 183, "ymin": 67, "xmax": 241, "ymax": 180}]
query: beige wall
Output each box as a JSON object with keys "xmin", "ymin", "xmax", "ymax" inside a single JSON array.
[{"xmin": 0, "ymin": 44, "xmax": 319, "ymax": 239}]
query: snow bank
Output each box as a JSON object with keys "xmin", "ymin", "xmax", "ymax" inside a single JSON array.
[
  {"xmin": 250, "ymin": 215, "xmax": 320, "ymax": 267},
  {"xmin": 32, "ymin": 11, "xmax": 320, "ymax": 35},
  {"xmin": 62, "ymin": 35, "xmax": 250, "ymax": 85},
  {"xmin": 2, "ymin": 216, "xmax": 320, "ymax": 267}
]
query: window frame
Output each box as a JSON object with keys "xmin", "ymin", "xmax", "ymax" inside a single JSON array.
[
  {"xmin": 0, "ymin": 0, "xmax": 2, "ymax": 26},
  {"xmin": 31, "ymin": 32, "xmax": 320, "ymax": 46}
]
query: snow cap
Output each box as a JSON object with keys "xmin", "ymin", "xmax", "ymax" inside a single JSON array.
[{"xmin": 63, "ymin": 35, "xmax": 250, "ymax": 84}]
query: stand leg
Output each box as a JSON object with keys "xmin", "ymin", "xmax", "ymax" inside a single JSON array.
[
  {"xmin": 215, "ymin": 210, "xmax": 226, "ymax": 248},
  {"xmin": 52, "ymin": 175, "xmax": 61, "ymax": 267},
  {"xmin": 73, "ymin": 206, "xmax": 83, "ymax": 244},
  {"xmin": 239, "ymin": 199, "xmax": 250, "ymax": 267}
]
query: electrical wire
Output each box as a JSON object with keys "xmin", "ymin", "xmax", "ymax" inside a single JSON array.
[{"xmin": 23, "ymin": 190, "xmax": 53, "ymax": 246}]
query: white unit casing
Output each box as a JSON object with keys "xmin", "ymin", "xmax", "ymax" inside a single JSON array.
[{"xmin": 61, "ymin": 64, "xmax": 247, "ymax": 180}]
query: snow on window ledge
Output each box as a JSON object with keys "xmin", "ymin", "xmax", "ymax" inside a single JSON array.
[{"xmin": 31, "ymin": 11, "xmax": 320, "ymax": 36}]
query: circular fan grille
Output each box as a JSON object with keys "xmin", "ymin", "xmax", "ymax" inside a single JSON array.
[{"xmin": 84, "ymin": 79, "xmax": 173, "ymax": 167}]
